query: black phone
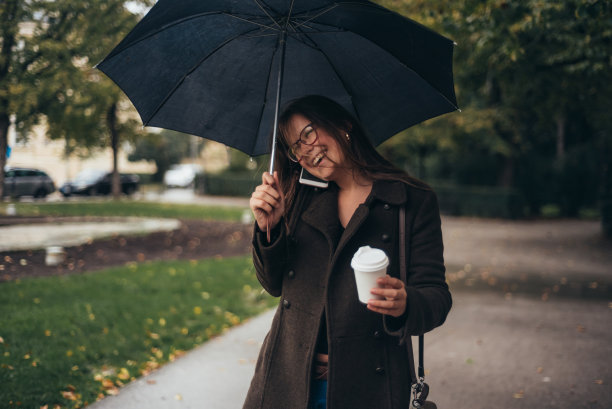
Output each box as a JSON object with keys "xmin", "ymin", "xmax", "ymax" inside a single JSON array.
[{"xmin": 299, "ymin": 167, "xmax": 329, "ymax": 188}]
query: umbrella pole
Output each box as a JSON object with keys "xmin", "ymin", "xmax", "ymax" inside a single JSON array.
[{"xmin": 268, "ymin": 30, "xmax": 288, "ymax": 175}]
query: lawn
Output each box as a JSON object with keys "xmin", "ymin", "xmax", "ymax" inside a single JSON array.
[
  {"xmin": 0, "ymin": 201, "xmax": 248, "ymax": 221},
  {"xmin": 0, "ymin": 256, "xmax": 276, "ymax": 408}
]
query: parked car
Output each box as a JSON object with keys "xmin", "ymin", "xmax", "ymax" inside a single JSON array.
[
  {"xmin": 2, "ymin": 167, "xmax": 56, "ymax": 198},
  {"xmin": 163, "ymin": 164, "xmax": 203, "ymax": 188},
  {"xmin": 59, "ymin": 169, "xmax": 139, "ymax": 197}
]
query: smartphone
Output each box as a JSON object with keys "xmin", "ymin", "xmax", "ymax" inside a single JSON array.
[{"xmin": 299, "ymin": 167, "xmax": 329, "ymax": 188}]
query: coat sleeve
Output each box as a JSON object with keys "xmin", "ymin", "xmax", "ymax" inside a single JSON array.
[
  {"xmin": 252, "ymin": 221, "xmax": 288, "ymax": 297},
  {"xmin": 383, "ymin": 189, "xmax": 452, "ymax": 339}
]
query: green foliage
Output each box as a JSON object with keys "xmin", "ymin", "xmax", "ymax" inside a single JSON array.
[
  {"xmin": 0, "ymin": 256, "xmax": 276, "ymax": 408},
  {"xmin": 0, "ymin": 201, "xmax": 248, "ymax": 221},
  {"xmin": 128, "ymin": 130, "xmax": 204, "ymax": 181},
  {"xmin": 375, "ymin": 0, "xmax": 612, "ymax": 216}
]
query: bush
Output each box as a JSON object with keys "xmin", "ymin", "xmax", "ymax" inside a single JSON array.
[
  {"xmin": 195, "ymin": 171, "xmax": 259, "ymax": 197},
  {"xmin": 432, "ymin": 182, "xmax": 525, "ymax": 219}
]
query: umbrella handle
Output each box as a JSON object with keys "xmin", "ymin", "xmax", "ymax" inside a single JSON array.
[{"xmin": 268, "ymin": 30, "xmax": 287, "ymax": 175}]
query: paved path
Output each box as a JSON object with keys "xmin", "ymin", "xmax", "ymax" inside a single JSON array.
[{"xmin": 90, "ymin": 310, "xmax": 275, "ymax": 409}]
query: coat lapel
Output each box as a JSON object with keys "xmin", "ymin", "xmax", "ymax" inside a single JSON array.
[{"xmin": 301, "ymin": 186, "xmax": 342, "ymax": 253}]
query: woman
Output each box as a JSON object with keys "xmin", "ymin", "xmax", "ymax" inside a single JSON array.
[{"xmin": 244, "ymin": 95, "xmax": 451, "ymax": 409}]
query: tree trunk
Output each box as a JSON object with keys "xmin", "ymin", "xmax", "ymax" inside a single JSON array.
[
  {"xmin": 107, "ymin": 102, "xmax": 121, "ymax": 199},
  {"xmin": 0, "ymin": 112, "xmax": 8, "ymax": 199},
  {"xmin": 498, "ymin": 156, "xmax": 514, "ymax": 187},
  {"xmin": 556, "ymin": 115, "xmax": 566, "ymax": 160}
]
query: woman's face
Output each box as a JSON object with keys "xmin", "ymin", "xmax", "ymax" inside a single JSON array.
[{"xmin": 286, "ymin": 114, "xmax": 348, "ymax": 182}]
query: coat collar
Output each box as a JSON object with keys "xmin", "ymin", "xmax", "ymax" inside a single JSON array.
[
  {"xmin": 367, "ymin": 179, "xmax": 408, "ymax": 206},
  {"xmin": 299, "ymin": 179, "xmax": 408, "ymax": 253}
]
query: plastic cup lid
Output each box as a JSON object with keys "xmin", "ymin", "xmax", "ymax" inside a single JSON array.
[{"xmin": 351, "ymin": 246, "xmax": 389, "ymax": 272}]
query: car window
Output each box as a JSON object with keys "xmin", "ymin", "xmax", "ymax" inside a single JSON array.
[
  {"xmin": 5, "ymin": 170, "xmax": 15, "ymax": 177},
  {"xmin": 74, "ymin": 169, "xmax": 106, "ymax": 183}
]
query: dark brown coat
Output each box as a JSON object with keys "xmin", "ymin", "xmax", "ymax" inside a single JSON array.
[{"xmin": 243, "ymin": 180, "xmax": 451, "ymax": 409}]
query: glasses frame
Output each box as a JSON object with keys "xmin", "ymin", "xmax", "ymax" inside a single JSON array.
[{"xmin": 287, "ymin": 123, "xmax": 319, "ymax": 162}]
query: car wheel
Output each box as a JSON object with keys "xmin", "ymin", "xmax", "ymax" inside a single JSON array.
[{"xmin": 34, "ymin": 188, "xmax": 48, "ymax": 199}]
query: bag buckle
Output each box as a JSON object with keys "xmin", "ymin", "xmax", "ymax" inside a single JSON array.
[{"xmin": 411, "ymin": 377, "xmax": 430, "ymax": 408}]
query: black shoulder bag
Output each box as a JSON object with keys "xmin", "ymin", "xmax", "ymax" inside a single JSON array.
[{"xmin": 399, "ymin": 206, "xmax": 437, "ymax": 409}]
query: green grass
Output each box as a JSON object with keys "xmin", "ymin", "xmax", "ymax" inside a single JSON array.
[
  {"xmin": 0, "ymin": 201, "xmax": 248, "ymax": 221},
  {"xmin": 0, "ymin": 256, "xmax": 276, "ymax": 408}
]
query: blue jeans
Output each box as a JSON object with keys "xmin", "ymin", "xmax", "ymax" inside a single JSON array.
[{"xmin": 309, "ymin": 379, "xmax": 327, "ymax": 409}]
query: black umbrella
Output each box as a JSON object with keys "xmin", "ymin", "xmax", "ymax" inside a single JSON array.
[{"xmin": 97, "ymin": 0, "xmax": 458, "ymax": 172}]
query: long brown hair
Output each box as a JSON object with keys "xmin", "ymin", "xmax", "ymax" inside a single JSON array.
[{"xmin": 273, "ymin": 95, "xmax": 429, "ymax": 215}]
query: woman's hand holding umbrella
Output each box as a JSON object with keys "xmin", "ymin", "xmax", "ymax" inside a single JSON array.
[{"xmin": 250, "ymin": 172, "xmax": 285, "ymax": 241}]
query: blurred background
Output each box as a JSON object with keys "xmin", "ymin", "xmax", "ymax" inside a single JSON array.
[
  {"xmin": 1, "ymin": 1, "xmax": 611, "ymax": 409},
  {"xmin": 1, "ymin": 0, "xmax": 610, "ymax": 232}
]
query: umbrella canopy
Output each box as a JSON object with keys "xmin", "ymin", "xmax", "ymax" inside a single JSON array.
[{"xmin": 98, "ymin": 0, "xmax": 458, "ymax": 160}]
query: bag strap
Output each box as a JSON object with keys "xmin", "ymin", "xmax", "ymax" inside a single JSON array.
[{"xmin": 399, "ymin": 206, "xmax": 429, "ymax": 406}]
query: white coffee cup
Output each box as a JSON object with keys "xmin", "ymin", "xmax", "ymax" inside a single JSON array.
[{"xmin": 351, "ymin": 246, "xmax": 389, "ymax": 304}]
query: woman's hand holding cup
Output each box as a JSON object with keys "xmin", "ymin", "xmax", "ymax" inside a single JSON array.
[
  {"xmin": 250, "ymin": 171, "xmax": 285, "ymax": 234},
  {"xmin": 366, "ymin": 275, "xmax": 407, "ymax": 317}
]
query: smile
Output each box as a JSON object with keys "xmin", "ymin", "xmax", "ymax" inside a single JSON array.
[{"xmin": 313, "ymin": 151, "xmax": 326, "ymax": 166}]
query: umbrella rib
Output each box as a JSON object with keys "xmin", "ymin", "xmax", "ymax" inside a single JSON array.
[
  {"xmin": 290, "ymin": 19, "xmax": 459, "ymax": 111},
  {"xmin": 101, "ymin": 11, "xmax": 278, "ymax": 61},
  {"xmin": 290, "ymin": 4, "xmax": 339, "ymax": 31},
  {"xmin": 296, "ymin": 27, "xmax": 363, "ymax": 121},
  {"xmin": 142, "ymin": 28, "xmax": 262, "ymax": 127},
  {"xmin": 223, "ymin": 12, "xmax": 279, "ymax": 32},
  {"xmin": 252, "ymin": 0, "xmax": 282, "ymax": 30}
]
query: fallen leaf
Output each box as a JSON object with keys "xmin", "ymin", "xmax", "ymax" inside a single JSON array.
[
  {"xmin": 61, "ymin": 390, "xmax": 78, "ymax": 401},
  {"xmin": 594, "ymin": 379, "xmax": 603, "ymax": 385},
  {"xmin": 101, "ymin": 379, "xmax": 115, "ymax": 389},
  {"xmin": 117, "ymin": 368, "xmax": 130, "ymax": 380},
  {"xmin": 513, "ymin": 390, "xmax": 524, "ymax": 399},
  {"xmin": 576, "ymin": 325, "xmax": 586, "ymax": 333},
  {"xmin": 146, "ymin": 380, "xmax": 157, "ymax": 385},
  {"xmin": 537, "ymin": 367, "xmax": 544, "ymax": 374},
  {"xmin": 175, "ymin": 394, "xmax": 183, "ymax": 401},
  {"xmin": 106, "ymin": 387, "xmax": 119, "ymax": 396},
  {"xmin": 45, "ymin": 330, "xmax": 51, "ymax": 337}
]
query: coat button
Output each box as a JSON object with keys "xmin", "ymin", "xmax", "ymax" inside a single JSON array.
[
  {"xmin": 375, "ymin": 366, "xmax": 385, "ymax": 374},
  {"xmin": 287, "ymin": 270, "xmax": 295, "ymax": 278},
  {"xmin": 382, "ymin": 233, "xmax": 390, "ymax": 242},
  {"xmin": 283, "ymin": 299, "xmax": 291, "ymax": 309},
  {"xmin": 374, "ymin": 330, "xmax": 382, "ymax": 339},
  {"xmin": 383, "ymin": 203, "xmax": 391, "ymax": 210}
]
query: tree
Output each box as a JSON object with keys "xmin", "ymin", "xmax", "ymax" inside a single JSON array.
[
  {"xmin": 35, "ymin": 0, "xmax": 153, "ymax": 198},
  {"xmin": 376, "ymin": 0, "xmax": 612, "ymax": 216},
  {"xmin": 128, "ymin": 130, "xmax": 203, "ymax": 182},
  {"xmin": 1, "ymin": 0, "xmax": 152, "ymax": 199}
]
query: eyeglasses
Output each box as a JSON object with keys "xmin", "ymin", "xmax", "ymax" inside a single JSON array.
[{"xmin": 287, "ymin": 123, "xmax": 319, "ymax": 162}]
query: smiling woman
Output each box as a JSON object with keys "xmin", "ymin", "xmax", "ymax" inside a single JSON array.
[{"xmin": 245, "ymin": 95, "xmax": 451, "ymax": 409}]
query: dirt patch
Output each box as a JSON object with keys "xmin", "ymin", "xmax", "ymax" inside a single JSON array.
[{"xmin": 0, "ymin": 217, "xmax": 253, "ymax": 282}]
